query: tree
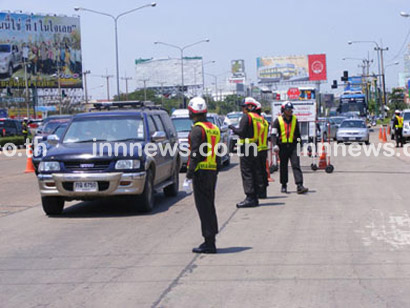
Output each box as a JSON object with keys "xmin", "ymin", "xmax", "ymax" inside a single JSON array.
[{"xmin": 388, "ymin": 88, "xmax": 407, "ymax": 116}]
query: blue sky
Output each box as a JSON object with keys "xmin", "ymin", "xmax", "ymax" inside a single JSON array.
[{"xmin": 2, "ymin": 0, "xmax": 409, "ymax": 99}]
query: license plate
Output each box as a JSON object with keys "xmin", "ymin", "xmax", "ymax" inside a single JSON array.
[
  {"xmin": 349, "ymin": 137, "xmax": 356, "ymax": 141},
  {"xmin": 74, "ymin": 182, "xmax": 98, "ymax": 192}
]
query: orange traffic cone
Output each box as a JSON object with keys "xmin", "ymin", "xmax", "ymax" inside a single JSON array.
[
  {"xmin": 266, "ymin": 160, "xmax": 274, "ymax": 182},
  {"xmin": 382, "ymin": 127, "xmax": 387, "ymax": 143},
  {"xmin": 318, "ymin": 144, "xmax": 327, "ymax": 169},
  {"xmin": 24, "ymin": 145, "xmax": 35, "ymax": 173},
  {"xmin": 379, "ymin": 127, "xmax": 383, "ymax": 140}
]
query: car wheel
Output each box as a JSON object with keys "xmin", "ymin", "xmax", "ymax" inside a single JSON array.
[
  {"xmin": 164, "ymin": 163, "xmax": 179, "ymax": 197},
  {"xmin": 41, "ymin": 197, "xmax": 64, "ymax": 216},
  {"xmin": 365, "ymin": 140, "xmax": 370, "ymax": 145},
  {"xmin": 138, "ymin": 169, "xmax": 154, "ymax": 212}
]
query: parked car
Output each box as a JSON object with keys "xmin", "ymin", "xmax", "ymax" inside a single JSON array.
[
  {"xmin": 336, "ymin": 119, "xmax": 369, "ymax": 144},
  {"xmin": 402, "ymin": 109, "xmax": 410, "ymax": 141},
  {"xmin": 0, "ymin": 118, "xmax": 23, "ymax": 137},
  {"xmin": 28, "ymin": 119, "xmax": 43, "ymax": 136},
  {"xmin": 37, "ymin": 102, "xmax": 180, "ymax": 215},
  {"xmin": 0, "ymin": 43, "xmax": 22, "ymax": 77},
  {"xmin": 171, "ymin": 112, "xmax": 230, "ymax": 170},
  {"xmin": 224, "ymin": 112, "xmax": 243, "ymax": 152},
  {"xmin": 35, "ymin": 115, "xmax": 72, "ymax": 136},
  {"xmin": 317, "ymin": 116, "xmax": 346, "ymax": 141}
]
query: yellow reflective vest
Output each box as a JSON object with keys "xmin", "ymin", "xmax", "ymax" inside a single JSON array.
[
  {"xmin": 278, "ymin": 115, "xmax": 297, "ymax": 143},
  {"xmin": 193, "ymin": 122, "xmax": 220, "ymax": 171},
  {"xmin": 395, "ymin": 115, "xmax": 403, "ymax": 129},
  {"xmin": 258, "ymin": 118, "xmax": 269, "ymax": 151},
  {"xmin": 239, "ymin": 112, "xmax": 264, "ymax": 145}
]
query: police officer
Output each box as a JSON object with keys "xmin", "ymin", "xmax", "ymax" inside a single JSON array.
[
  {"xmin": 229, "ymin": 97, "xmax": 261, "ymax": 208},
  {"xmin": 254, "ymin": 101, "xmax": 269, "ymax": 199},
  {"xmin": 272, "ymin": 101, "xmax": 308, "ymax": 194},
  {"xmin": 22, "ymin": 117, "xmax": 29, "ymax": 141},
  {"xmin": 393, "ymin": 110, "xmax": 404, "ymax": 147},
  {"xmin": 186, "ymin": 97, "xmax": 220, "ymax": 254}
]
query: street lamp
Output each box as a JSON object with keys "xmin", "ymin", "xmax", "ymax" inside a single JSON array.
[
  {"xmin": 74, "ymin": 3, "xmax": 157, "ymax": 100},
  {"xmin": 348, "ymin": 40, "xmax": 389, "ymax": 117},
  {"xmin": 202, "ymin": 60, "xmax": 215, "ymax": 95},
  {"xmin": 400, "ymin": 11, "xmax": 410, "ymax": 17},
  {"xmin": 154, "ymin": 39, "xmax": 210, "ymax": 107}
]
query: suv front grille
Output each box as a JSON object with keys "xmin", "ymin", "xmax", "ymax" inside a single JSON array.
[{"xmin": 64, "ymin": 161, "xmax": 111, "ymax": 171}]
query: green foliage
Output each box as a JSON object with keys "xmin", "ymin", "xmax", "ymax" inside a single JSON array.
[
  {"xmin": 387, "ymin": 88, "xmax": 407, "ymax": 117},
  {"xmin": 0, "ymin": 136, "xmax": 32, "ymax": 147}
]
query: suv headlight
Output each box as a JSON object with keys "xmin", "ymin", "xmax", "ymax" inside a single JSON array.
[
  {"xmin": 115, "ymin": 159, "xmax": 140, "ymax": 170},
  {"xmin": 39, "ymin": 161, "xmax": 60, "ymax": 172}
]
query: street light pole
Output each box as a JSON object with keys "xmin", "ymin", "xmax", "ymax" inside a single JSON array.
[
  {"xmin": 121, "ymin": 76, "xmax": 132, "ymax": 100},
  {"xmin": 74, "ymin": 3, "xmax": 157, "ymax": 100},
  {"xmin": 154, "ymin": 39, "xmax": 210, "ymax": 108},
  {"xmin": 82, "ymin": 70, "xmax": 91, "ymax": 105}
]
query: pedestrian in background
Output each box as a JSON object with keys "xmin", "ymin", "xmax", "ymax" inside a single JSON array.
[{"xmin": 186, "ymin": 97, "xmax": 220, "ymax": 254}]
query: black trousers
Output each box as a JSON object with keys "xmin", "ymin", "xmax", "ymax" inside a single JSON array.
[
  {"xmin": 395, "ymin": 128, "xmax": 404, "ymax": 146},
  {"xmin": 279, "ymin": 143, "xmax": 303, "ymax": 186},
  {"xmin": 239, "ymin": 146, "xmax": 259, "ymax": 198},
  {"xmin": 256, "ymin": 150, "xmax": 268, "ymax": 194},
  {"xmin": 192, "ymin": 170, "xmax": 218, "ymax": 240}
]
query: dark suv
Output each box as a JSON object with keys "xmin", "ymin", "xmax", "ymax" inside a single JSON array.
[
  {"xmin": 0, "ymin": 118, "xmax": 22, "ymax": 137},
  {"xmin": 37, "ymin": 102, "xmax": 181, "ymax": 215}
]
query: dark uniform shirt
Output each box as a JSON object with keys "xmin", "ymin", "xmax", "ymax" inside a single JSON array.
[
  {"xmin": 231, "ymin": 113, "xmax": 254, "ymax": 140},
  {"xmin": 272, "ymin": 115, "xmax": 301, "ymax": 146}
]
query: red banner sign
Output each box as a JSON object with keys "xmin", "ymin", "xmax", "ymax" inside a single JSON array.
[{"xmin": 308, "ymin": 54, "xmax": 327, "ymax": 81}]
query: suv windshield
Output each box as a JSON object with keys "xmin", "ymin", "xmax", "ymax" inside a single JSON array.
[
  {"xmin": 404, "ymin": 113, "xmax": 410, "ymax": 121},
  {"xmin": 0, "ymin": 45, "xmax": 10, "ymax": 53},
  {"xmin": 63, "ymin": 117, "xmax": 144, "ymax": 143},
  {"xmin": 340, "ymin": 120, "xmax": 366, "ymax": 128},
  {"xmin": 43, "ymin": 120, "xmax": 70, "ymax": 134}
]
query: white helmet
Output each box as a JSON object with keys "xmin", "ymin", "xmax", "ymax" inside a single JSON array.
[
  {"xmin": 188, "ymin": 97, "xmax": 207, "ymax": 114},
  {"xmin": 242, "ymin": 97, "xmax": 258, "ymax": 111},
  {"xmin": 395, "ymin": 109, "xmax": 400, "ymax": 114},
  {"xmin": 255, "ymin": 101, "xmax": 262, "ymax": 110},
  {"xmin": 23, "ymin": 117, "xmax": 28, "ymax": 120}
]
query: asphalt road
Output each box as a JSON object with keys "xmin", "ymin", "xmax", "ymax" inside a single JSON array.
[{"xmin": 1, "ymin": 133, "xmax": 410, "ymax": 307}]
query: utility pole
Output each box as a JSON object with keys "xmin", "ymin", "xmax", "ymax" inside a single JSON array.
[
  {"xmin": 101, "ymin": 74, "xmax": 114, "ymax": 101},
  {"xmin": 121, "ymin": 76, "xmax": 132, "ymax": 100},
  {"xmin": 140, "ymin": 79, "xmax": 149, "ymax": 101},
  {"xmin": 376, "ymin": 46, "xmax": 389, "ymax": 117},
  {"xmin": 23, "ymin": 61, "xmax": 30, "ymax": 118},
  {"xmin": 82, "ymin": 70, "xmax": 91, "ymax": 105}
]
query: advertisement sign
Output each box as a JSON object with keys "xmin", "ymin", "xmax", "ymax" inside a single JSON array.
[
  {"xmin": 344, "ymin": 76, "xmax": 363, "ymax": 92},
  {"xmin": 135, "ymin": 57, "xmax": 203, "ymax": 88},
  {"xmin": 0, "ymin": 12, "xmax": 82, "ymax": 89},
  {"xmin": 231, "ymin": 59, "xmax": 245, "ymax": 77},
  {"xmin": 287, "ymin": 87, "xmax": 300, "ymax": 100},
  {"xmin": 308, "ymin": 54, "xmax": 327, "ymax": 81},
  {"xmin": 257, "ymin": 54, "xmax": 327, "ymax": 83},
  {"xmin": 271, "ymin": 100, "xmax": 316, "ymax": 122}
]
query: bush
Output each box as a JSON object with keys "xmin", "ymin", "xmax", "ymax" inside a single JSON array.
[{"xmin": 0, "ymin": 136, "xmax": 32, "ymax": 147}]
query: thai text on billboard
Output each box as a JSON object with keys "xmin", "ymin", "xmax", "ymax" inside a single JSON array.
[{"xmin": 0, "ymin": 12, "xmax": 82, "ymax": 89}]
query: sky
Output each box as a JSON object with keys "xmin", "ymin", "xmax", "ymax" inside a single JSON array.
[{"xmin": 1, "ymin": 0, "xmax": 410, "ymax": 100}]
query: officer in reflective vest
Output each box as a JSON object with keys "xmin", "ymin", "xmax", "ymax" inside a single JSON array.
[
  {"xmin": 272, "ymin": 101, "xmax": 308, "ymax": 194},
  {"xmin": 229, "ymin": 97, "xmax": 260, "ymax": 208},
  {"xmin": 22, "ymin": 117, "xmax": 29, "ymax": 141},
  {"xmin": 187, "ymin": 97, "xmax": 220, "ymax": 254},
  {"xmin": 394, "ymin": 110, "xmax": 404, "ymax": 147},
  {"xmin": 254, "ymin": 101, "xmax": 269, "ymax": 199}
]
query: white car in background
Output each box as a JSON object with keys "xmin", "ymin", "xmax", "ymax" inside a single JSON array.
[{"xmin": 336, "ymin": 119, "xmax": 370, "ymax": 144}]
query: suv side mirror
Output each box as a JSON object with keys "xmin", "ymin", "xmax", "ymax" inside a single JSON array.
[
  {"xmin": 47, "ymin": 134, "xmax": 60, "ymax": 146},
  {"xmin": 151, "ymin": 131, "xmax": 166, "ymax": 143}
]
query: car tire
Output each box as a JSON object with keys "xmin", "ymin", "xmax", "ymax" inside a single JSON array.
[
  {"xmin": 164, "ymin": 163, "xmax": 179, "ymax": 197},
  {"xmin": 365, "ymin": 140, "xmax": 370, "ymax": 145},
  {"xmin": 138, "ymin": 169, "xmax": 154, "ymax": 212},
  {"xmin": 41, "ymin": 197, "xmax": 64, "ymax": 216}
]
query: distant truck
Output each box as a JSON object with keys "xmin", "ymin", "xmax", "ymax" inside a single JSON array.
[{"xmin": 0, "ymin": 43, "xmax": 22, "ymax": 77}]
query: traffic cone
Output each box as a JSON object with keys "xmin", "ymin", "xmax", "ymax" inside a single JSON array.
[
  {"xmin": 266, "ymin": 160, "xmax": 274, "ymax": 182},
  {"xmin": 382, "ymin": 127, "xmax": 387, "ymax": 143},
  {"xmin": 24, "ymin": 145, "xmax": 35, "ymax": 173},
  {"xmin": 379, "ymin": 127, "xmax": 383, "ymax": 140},
  {"xmin": 318, "ymin": 144, "xmax": 327, "ymax": 169}
]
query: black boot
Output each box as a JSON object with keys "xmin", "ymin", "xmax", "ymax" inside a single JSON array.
[
  {"xmin": 281, "ymin": 185, "xmax": 287, "ymax": 193},
  {"xmin": 236, "ymin": 196, "xmax": 258, "ymax": 208},
  {"xmin": 192, "ymin": 238, "xmax": 216, "ymax": 254},
  {"xmin": 258, "ymin": 189, "xmax": 267, "ymax": 199},
  {"xmin": 297, "ymin": 184, "xmax": 309, "ymax": 194}
]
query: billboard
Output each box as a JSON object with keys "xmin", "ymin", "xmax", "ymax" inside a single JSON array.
[
  {"xmin": 271, "ymin": 100, "xmax": 316, "ymax": 122},
  {"xmin": 231, "ymin": 59, "xmax": 245, "ymax": 77},
  {"xmin": 0, "ymin": 12, "xmax": 82, "ymax": 88},
  {"xmin": 257, "ymin": 54, "xmax": 327, "ymax": 83},
  {"xmin": 135, "ymin": 57, "xmax": 203, "ymax": 88}
]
